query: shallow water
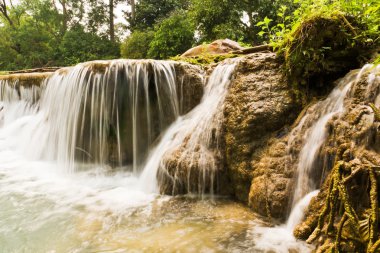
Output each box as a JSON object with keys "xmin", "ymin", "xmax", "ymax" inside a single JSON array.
[
  {"xmin": 0, "ymin": 59, "xmax": 317, "ymax": 253},
  {"xmin": 0, "ymin": 155, "xmax": 254, "ymax": 253},
  {"xmin": 0, "ymin": 153, "xmax": 318, "ymax": 253}
]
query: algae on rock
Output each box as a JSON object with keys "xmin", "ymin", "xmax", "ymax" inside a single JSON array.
[{"xmin": 223, "ymin": 52, "xmax": 302, "ymax": 210}]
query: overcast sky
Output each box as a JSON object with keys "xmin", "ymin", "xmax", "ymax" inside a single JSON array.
[{"xmin": 115, "ymin": 2, "xmax": 129, "ymax": 25}]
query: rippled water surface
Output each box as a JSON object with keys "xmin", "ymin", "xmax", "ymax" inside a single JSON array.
[{"xmin": 0, "ymin": 155, "xmax": 275, "ymax": 253}]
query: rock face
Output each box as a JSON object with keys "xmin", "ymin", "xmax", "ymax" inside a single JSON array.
[
  {"xmin": 173, "ymin": 63, "xmax": 204, "ymax": 115},
  {"xmin": 181, "ymin": 39, "xmax": 244, "ymax": 57},
  {"xmin": 157, "ymin": 53, "xmax": 303, "ymax": 217},
  {"xmin": 223, "ymin": 52, "xmax": 302, "ymax": 212},
  {"xmin": 293, "ymin": 65, "xmax": 380, "ymax": 251},
  {"xmin": 0, "ymin": 72, "xmax": 53, "ymax": 87}
]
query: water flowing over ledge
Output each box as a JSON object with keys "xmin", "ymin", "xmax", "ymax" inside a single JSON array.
[
  {"xmin": 1, "ymin": 55, "xmax": 379, "ymax": 252},
  {"xmin": 0, "ymin": 60, "xmax": 204, "ymax": 174}
]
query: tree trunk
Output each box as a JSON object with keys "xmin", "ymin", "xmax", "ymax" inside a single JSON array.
[
  {"xmin": 109, "ymin": 0, "xmax": 115, "ymax": 42},
  {"xmin": 129, "ymin": 0, "xmax": 135, "ymax": 21},
  {"xmin": 58, "ymin": 0, "xmax": 68, "ymax": 33},
  {"xmin": 0, "ymin": 0, "xmax": 15, "ymax": 29}
]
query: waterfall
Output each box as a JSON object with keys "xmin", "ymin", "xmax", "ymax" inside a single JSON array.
[
  {"xmin": 251, "ymin": 64, "xmax": 379, "ymax": 253},
  {"xmin": 139, "ymin": 62, "xmax": 237, "ymax": 194},
  {"xmin": 0, "ymin": 59, "xmax": 235, "ymax": 197},
  {"xmin": 287, "ymin": 64, "xmax": 377, "ymax": 228},
  {"xmin": 0, "ymin": 60, "xmax": 182, "ymax": 173}
]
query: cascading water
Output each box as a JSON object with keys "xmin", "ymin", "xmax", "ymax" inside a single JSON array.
[
  {"xmin": 140, "ymin": 62, "xmax": 237, "ymax": 194},
  {"xmin": 251, "ymin": 64, "xmax": 379, "ymax": 252},
  {"xmin": 0, "ymin": 59, "xmax": 249, "ymax": 252},
  {"xmin": 0, "ymin": 60, "xmax": 182, "ymax": 172},
  {"xmin": 2, "ymin": 54, "xmax": 378, "ymax": 252},
  {"xmin": 290, "ymin": 65, "xmax": 375, "ymax": 209}
]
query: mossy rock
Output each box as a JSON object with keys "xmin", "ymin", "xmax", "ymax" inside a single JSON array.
[
  {"xmin": 283, "ymin": 12, "xmax": 372, "ymax": 91},
  {"xmin": 0, "ymin": 72, "xmax": 53, "ymax": 87},
  {"xmin": 171, "ymin": 53, "xmax": 239, "ymax": 66}
]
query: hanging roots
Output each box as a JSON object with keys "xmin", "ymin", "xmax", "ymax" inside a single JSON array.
[
  {"xmin": 306, "ymin": 160, "xmax": 380, "ymax": 252},
  {"xmin": 369, "ymin": 103, "xmax": 380, "ymax": 122}
]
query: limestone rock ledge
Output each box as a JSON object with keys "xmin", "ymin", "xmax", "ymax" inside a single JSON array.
[
  {"xmin": 0, "ymin": 72, "xmax": 53, "ymax": 87},
  {"xmin": 223, "ymin": 52, "xmax": 302, "ymax": 215}
]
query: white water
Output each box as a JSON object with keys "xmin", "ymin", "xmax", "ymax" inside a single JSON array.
[
  {"xmin": 289, "ymin": 65, "xmax": 377, "ymax": 214},
  {"xmin": 251, "ymin": 64, "xmax": 380, "ymax": 252},
  {"xmin": 0, "ymin": 60, "xmax": 250, "ymax": 252},
  {"xmin": 139, "ymin": 62, "xmax": 237, "ymax": 194},
  {"xmin": 2, "ymin": 58, "xmax": 378, "ymax": 252}
]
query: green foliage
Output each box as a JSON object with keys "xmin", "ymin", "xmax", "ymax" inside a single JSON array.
[
  {"xmin": 0, "ymin": 0, "xmax": 121, "ymax": 70},
  {"xmin": 256, "ymin": 0, "xmax": 380, "ymax": 88},
  {"xmin": 0, "ymin": 0, "xmax": 61, "ymax": 70},
  {"xmin": 127, "ymin": 0, "xmax": 189, "ymax": 32},
  {"xmin": 120, "ymin": 30, "xmax": 154, "ymax": 59},
  {"xmin": 59, "ymin": 25, "xmax": 120, "ymax": 65},
  {"xmin": 188, "ymin": 0, "xmax": 297, "ymax": 44},
  {"xmin": 374, "ymin": 55, "xmax": 380, "ymax": 65},
  {"xmin": 0, "ymin": 0, "xmax": 378, "ymax": 70},
  {"xmin": 256, "ymin": 6, "xmax": 292, "ymax": 48},
  {"xmin": 148, "ymin": 12, "xmax": 195, "ymax": 59},
  {"xmin": 171, "ymin": 53, "xmax": 238, "ymax": 66},
  {"xmin": 189, "ymin": 0, "xmax": 243, "ymax": 42}
]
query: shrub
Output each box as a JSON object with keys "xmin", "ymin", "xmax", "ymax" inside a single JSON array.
[
  {"xmin": 59, "ymin": 25, "xmax": 119, "ymax": 65},
  {"xmin": 148, "ymin": 11, "xmax": 195, "ymax": 59},
  {"xmin": 120, "ymin": 30, "xmax": 155, "ymax": 59}
]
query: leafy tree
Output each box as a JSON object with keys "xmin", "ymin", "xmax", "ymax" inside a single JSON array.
[
  {"xmin": 0, "ymin": 32, "xmax": 19, "ymax": 70},
  {"xmin": 59, "ymin": 25, "xmax": 119, "ymax": 65},
  {"xmin": 0, "ymin": 0, "xmax": 122, "ymax": 70},
  {"xmin": 0, "ymin": 0, "xmax": 62, "ymax": 70},
  {"xmin": 126, "ymin": 0, "xmax": 189, "ymax": 32},
  {"xmin": 120, "ymin": 29, "xmax": 154, "ymax": 59},
  {"xmin": 189, "ymin": 0, "xmax": 297, "ymax": 44},
  {"xmin": 148, "ymin": 11, "xmax": 195, "ymax": 59},
  {"xmin": 189, "ymin": 0, "xmax": 242, "ymax": 42}
]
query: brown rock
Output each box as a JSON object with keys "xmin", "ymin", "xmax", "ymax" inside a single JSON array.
[
  {"xmin": 223, "ymin": 52, "xmax": 302, "ymax": 209},
  {"xmin": 181, "ymin": 39, "xmax": 244, "ymax": 57}
]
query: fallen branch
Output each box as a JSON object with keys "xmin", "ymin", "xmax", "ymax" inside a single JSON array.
[
  {"xmin": 231, "ymin": 44, "xmax": 274, "ymax": 54},
  {"xmin": 8, "ymin": 67, "xmax": 61, "ymax": 74}
]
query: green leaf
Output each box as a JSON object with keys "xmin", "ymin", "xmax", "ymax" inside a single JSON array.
[
  {"xmin": 258, "ymin": 31, "xmax": 266, "ymax": 37},
  {"xmin": 264, "ymin": 17, "xmax": 272, "ymax": 25}
]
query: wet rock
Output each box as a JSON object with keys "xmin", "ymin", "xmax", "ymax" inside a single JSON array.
[
  {"xmin": 293, "ymin": 65, "xmax": 380, "ymax": 251},
  {"xmin": 223, "ymin": 52, "xmax": 302, "ymax": 209},
  {"xmin": 157, "ymin": 141, "xmax": 226, "ymax": 195},
  {"xmin": 0, "ymin": 72, "xmax": 53, "ymax": 87},
  {"xmin": 173, "ymin": 63, "xmax": 204, "ymax": 115}
]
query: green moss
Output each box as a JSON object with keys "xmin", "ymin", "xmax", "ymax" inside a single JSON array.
[
  {"xmin": 0, "ymin": 73, "xmax": 52, "ymax": 87},
  {"xmin": 171, "ymin": 53, "xmax": 239, "ymax": 66},
  {"xmin": 374, "ymin": 55, "xmax": 380, "ymax": 65},
  {"xmin": 279, "ymin": 11, "xmax": 373, "ymax": 91},
  {"xmin": 369, "ymin": 103, "xmax": 380, "ymax": 122},
  {"xmin": 308, "ymin": 160, "xmax": 380, "ymax": 252}
]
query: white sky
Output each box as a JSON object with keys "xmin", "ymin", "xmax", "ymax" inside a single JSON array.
[{"xmin": 115, "ymin": 3, "xmax": 129, "ymax": 25}]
